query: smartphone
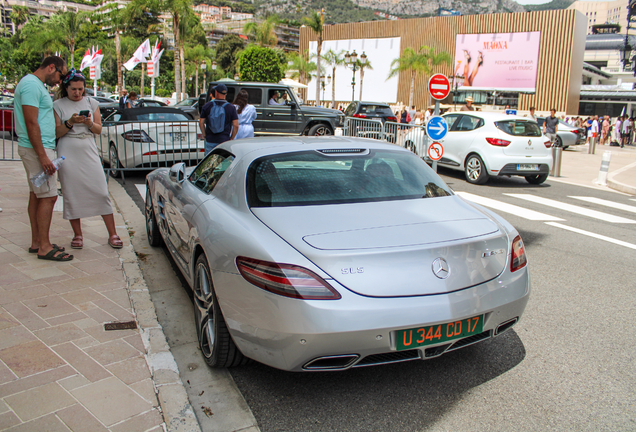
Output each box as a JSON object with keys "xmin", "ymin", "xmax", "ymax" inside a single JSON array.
[{"xmin": 78, "ymin": 110, "xmax": 90, "ymax": 116}]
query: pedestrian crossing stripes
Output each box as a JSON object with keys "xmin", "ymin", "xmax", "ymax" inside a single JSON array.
[
  {"xmin": 503, "ymin": 194, "xmax": 636, "ymax": 224},
  {"xmin": 545, "ymin": 222, "xmax": 636, "ymax": 251},
  {"xmin": 569, "ymin": 196, "xmax": 636, "ymax": 214},
  {"xmin": 136, "ymin": 184, "xmax": 147, "ymax": 202},
  {"xmin": 455, "ymin": 192, "xmax": 564, "ymax": 221}
]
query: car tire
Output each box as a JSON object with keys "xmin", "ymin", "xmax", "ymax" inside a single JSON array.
[
  {"xmin": 145, "ymin": 186, "xmax": 162, "ymax": 247},
  {"xmin": 525, "ymin": 173, "xmax": 549, "ymax": 184},
  {"xmin": 464, "ymin": 154, "xmax": 489, "ymax": 185},
  {"xmin": 193, "ymin": 254, "xmax": 247, "ymax": 368},
  {"xmin": 308, "ymin": 124, "xmax": 332, "ymax": 136},
  {"xmin": 555, "ymin": 136, "xmax": 563, "ymax": 148},
  {"xmin": 563, "ymin": 145, "xmax": 569, "ymax": 150},
  {"xmin": 109, "ymin": 143, "xmax": 121, "ymax": 178}
]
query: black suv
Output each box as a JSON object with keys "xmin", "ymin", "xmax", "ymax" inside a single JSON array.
[
  {"xmin": 199, "ymin": 81, "xmax": 345, "ymax": 135},
  {"xmin": 344, "ymin": 101, "xmax": 398, "ymax": 123}
]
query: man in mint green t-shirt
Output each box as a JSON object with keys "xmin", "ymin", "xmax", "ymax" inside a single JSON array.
[{"xmin": 15, "ymin": 56, "xmax": 73, "ymax": 261}]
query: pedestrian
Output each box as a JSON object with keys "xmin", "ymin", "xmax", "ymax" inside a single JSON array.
[
  {"xmin": 232, "ymin": 89, "xmax": 256, "ymax": 139},
  {"xmin": 528, "ymin": 106, "xmax": 537, "ymax": 121},
  {"xmin": 424, "ymin": 108, "xmax": 432, "ymax": 123},
  {"xmin": 614, "ymin": 116, "xmax": 622, "ymax": 145},
  {"xmin": 460, "ymin": 96, "xmax": 474, "ymax": 111},
  {"xmin": 601, "ymin": 115, "xmax": 610, "ymax": 145},
  {"xmin": 52, "ymin": 68, "xmax": 123, "ymax": 250},
  {"xmin": 543, "ymin": 108, "xmax": 559, "ymax": 147},
  {"xmin": 584, "ymin": 117, "xmax": 592, "ymax": 145},
  {"xmin": 591, "ymin": 115, "xmax": 599, "ymax": 148},
  {"xmin": 14, "ymin": 56, "xmax": 73, "ymax": 261},
  {"xmin": 400, "ymin": 107, "xmax": 408, "ymax": 124},
  {"xmin": 621, "ymin": 115, "xmax": 631, "ymax": 148},
  {"xmin": 408, "ymin": 105, "xmax": 416, "ymax": 125},
  {"xmin": 119, "ymin": 88, "xmax": 128, "ymax": 109},
  {"xmin": 126, "ymin": 91, "xmax": 138, "ymax": 109},
  {"xmin": 199, "ymin": 83, "xmax": 238, "ymax": 154}
]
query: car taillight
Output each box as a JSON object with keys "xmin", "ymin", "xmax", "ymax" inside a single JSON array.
[
  {"xmin": 387, "ymin": 116, "xmax": 398, "ymax": 122},
  {"xmin": 485, "ymin": 137, "xmax": 511, "ymax": 147},
  {"xmin": 510, "ymin": 235, "xmax": 527, "ymax": 272},
  {"xmin": 544, "ymin": 140, "xmax": 551, "ymax": 148},
  {"xmin": 122, "ymin": 130, "xmax": 154, "ymax": 142},
  {"xmin": 236, "ymin": 257, "xmax": 341, "ymax": 300},
  {"xmin": 569, "ymin": 130, "xmax": 578, "ymax": 134},
  {"xmin": 353, "ymin": 113, "xmax": 367, "ymax": 118}
]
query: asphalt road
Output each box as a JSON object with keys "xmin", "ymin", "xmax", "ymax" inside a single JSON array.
[{"xmin": 117, "ymin": 166, "xmax": 636, "ymax": 431}]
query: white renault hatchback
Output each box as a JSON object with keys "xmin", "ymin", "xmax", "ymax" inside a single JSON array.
[{"xmin": 407, "ymin": 112, "xmax": 553, "ymax": 185}]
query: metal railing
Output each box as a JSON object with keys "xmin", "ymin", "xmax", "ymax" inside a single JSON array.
[
  {"xmin": 96, "ymin": 119, "xmax": 205, "ymax": 179},
  {"xmin": 1, "ymin": 108, "xmax": 19, "ymax": 161},
  {"xmin": 342, "ymin": 117, "xmax": 429, "ymax": 158}
]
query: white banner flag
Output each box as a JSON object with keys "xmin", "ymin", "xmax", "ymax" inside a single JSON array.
[
  {"xmin": 79, "ymin": 49, "xmax": 92, "ymax": 71},
  {"xmin": 123, "ymin": 39, "xmax": 151, "ymax": 71}
]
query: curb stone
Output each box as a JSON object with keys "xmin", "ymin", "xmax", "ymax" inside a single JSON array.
[
  {"xmin": 607, "ymin": 160, "xmax": 636, "ymax": 196},
  {"xmin": 110, "ymin": 186, "xmax": 202, "ymax": 432}
]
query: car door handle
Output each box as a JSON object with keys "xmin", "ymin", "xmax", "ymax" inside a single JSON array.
[{"xmin": 266, "ymin": 113, "xmax": 273, "ymax": 117}]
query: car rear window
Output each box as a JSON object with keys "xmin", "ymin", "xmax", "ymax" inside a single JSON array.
[
  {"xmin": 359, "ymin": 105, "xmax": 393, "ymax": 116},
  {"xmin": 132, "ymin": 113, "xmax": 190, "ymax": 121},
  {"xmin": 247, "ymin": 150, "xmax": 451, "ymax": 207},
  {"xmin": 495, "ymin": 120, "xmax": 542, "ymax": 137}
]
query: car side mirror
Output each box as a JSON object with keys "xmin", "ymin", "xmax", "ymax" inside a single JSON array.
[
  {"xmin": 287, "ymin": 101, "xmax": 297, "ymax": 108},
  {"xmin": 169, "ymin": 162, "xmax": 186, "ymax": 184}
]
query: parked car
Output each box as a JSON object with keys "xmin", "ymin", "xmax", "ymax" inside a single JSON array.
[
  {"xmin": 343, "ymin": 101, "xmax": 399, "ymax": 141},
  {"xmin": 99, "ymin": 107, "xmax": 202, "ymax": 177},
  {"xmin": 199, "ymin": 81, "xmax": 345, "ymax": 136},
  {"xmin": 536, "ymin": 117, "xmax": 586, "ymax": 149},
  {"xmin": 0, "ymin": 98, "xmax": 16, "ymax": 137},
  {"xmin": 145, "ymin": 136, "xmax": 530, "ymax": 372},
  {"xmin": 173, "ymin": 97, "xmax": 200, "ymax": 120},
  {"xmin": 404, "ymin": 112, "xmax": 553, "ymax": 185},
  {"xmin": 344, "ymin": 101, "xmax": 398, "ymax": 123}
]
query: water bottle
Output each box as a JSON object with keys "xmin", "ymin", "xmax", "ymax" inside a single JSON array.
[{"xmin": 30, "ymin": 156, "xmax": 65, "ymax": 188}]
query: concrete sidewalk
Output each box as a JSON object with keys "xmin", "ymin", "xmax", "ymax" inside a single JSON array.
[
  {"xmin": 0, "ymin": 161, "xmax": 199, "ymax": 432},
  {"xmin": 548, "ymin": 143, "xmax": 636, "ymax": 196}
]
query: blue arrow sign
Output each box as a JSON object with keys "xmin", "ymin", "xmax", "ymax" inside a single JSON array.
[{"xmin": 426, "ymin": 116, "xmax": 448, "ymax": 141}]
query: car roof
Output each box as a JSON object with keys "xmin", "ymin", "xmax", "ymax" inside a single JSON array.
[
  {"xmin": 446, "ymin": 111, "xmax": 538, "ymax": 122},
  {"xmin": 113, "ymin": 107, "xmax": 193, "ymax": 120},
  {"xmin": 210, "ymin": 81, "xmax": 293, "ymax": 88},
  {"xmin": 215, "ymin": 136, "xmax": 410, "ymax": 162}
]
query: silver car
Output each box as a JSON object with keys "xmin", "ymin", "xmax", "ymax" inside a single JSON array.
[
  {"xmin": 145, "ymin": 136, "xmax": 530, "ymax": 371},
  {"xmin": 536, "ymin": 117, "xmax": 586, "ymax": 149}
]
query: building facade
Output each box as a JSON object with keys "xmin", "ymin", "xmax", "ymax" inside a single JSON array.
[
  {"xmin": 0, "ymin": 0, "xmax": 96, "ymax": 35},
  {"xmin": 300, "ymin": 10, "xmax": 587, "ymax": 113},
  {"xmin": 567, "ymin": 0, "xmax": 629, "ymax": 35}
]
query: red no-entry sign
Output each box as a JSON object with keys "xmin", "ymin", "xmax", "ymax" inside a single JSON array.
[
  {"xmin": 428, "ymin": 74, "xmax": 451, "ymax": 100},
  {"xmin": 428, "ymin": 142, "xmax": 444, "ymax": 161}
]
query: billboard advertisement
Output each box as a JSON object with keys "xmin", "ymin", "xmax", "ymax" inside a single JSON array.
[{"xmin": 453, "ymin": 32, "xmax": 541, "ymax": 92}]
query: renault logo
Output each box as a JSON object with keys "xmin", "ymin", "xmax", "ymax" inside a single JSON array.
[
  {"xmin": 528, "ymin": 139, "xmax": 532, "ymax": 146},
  {"xmin": 432, "ymin": 258, "xmax": 450, "ymax": 279}
]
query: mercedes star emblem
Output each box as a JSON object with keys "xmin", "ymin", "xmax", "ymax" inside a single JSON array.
[{"xmin": 432, "ymin": 258, "xmax": 450, "ymax": 279}]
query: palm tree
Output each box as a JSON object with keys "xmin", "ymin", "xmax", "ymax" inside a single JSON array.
[
  {"xmin": 186, "ymin": 44, "xmax": 209, "ymax": 98},
  {"xmin": 163, "ymin": 0, "xmax": 193, "ymax": 101},
  {"xmin": 287, "ymin": 50, "xmax": 316, "ymax": 102},
  {"xmin": 243, "ymin": 15, "xmax": 279, "ymax": 47},
  {"xmin": 419, "ymin": 45, "xmax": 452, "ymax": 107},
  {"xmin": 357, "ymin": 55, "xmax": 373, "ymax": 101},
  {"xmin": 56, "ymin": 11, "xmax": 87, "ymax": 68},
  {"xmin": 387, "ymin": 47, "xmax": 423, "ymax": 109},
  {"xmin": 97, "ymin": 2, "xmax": 126, "ymax": 91},
  {"xmin": 322, "ymin": 48, "xmax": 344, "ymax": 109},
  {"xmin": 302, "ymin": 10, "xmax": 324, "ymax": 105}
]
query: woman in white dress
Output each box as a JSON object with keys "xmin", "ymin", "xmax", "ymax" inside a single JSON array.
[
  {"xmin": 53, "ymin": 69, "xmax": 123, "ymax": 249},
  {"xmin": 232, "ymin": 89, "xmax": 256, "ymax": 139}
]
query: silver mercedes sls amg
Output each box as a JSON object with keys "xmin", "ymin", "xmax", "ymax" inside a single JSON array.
[{"xmin": 145, "ymin": 136, "xmax": 530, "ymax": 372}]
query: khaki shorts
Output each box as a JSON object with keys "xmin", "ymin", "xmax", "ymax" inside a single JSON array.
[{"xmin": 18, "ymin": 146, "xmax": 58, "ymax": 199}]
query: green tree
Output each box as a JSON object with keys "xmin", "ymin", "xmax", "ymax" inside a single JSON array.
[
  {"xmin": 388, "ymin": 46, "xmax": 450, "ymax": 108},
  {"xmin": 322, "ymin": 48, "xmax": 344, "ymax": 108},
  {"xmin": 215, "ymin": 34, "xmax": 245, "ymax": 78},
  {"xmin": 287, "ymin": 50, "xmax": 316, "ymax": 102},
  {"xmin": 97, "ymin": 2, "xmax": 127, "ymax": 91},
  {"xmin": 237, "ymin": 45, "xmax": 283, "ymax": 83},
  {"xmin": 302, "ymin": 10, "xmax": 324, "ymax": 105},
  {"xmin": 243, "ymin": 15, "xmax": 279, "ymax": 47},
  {"xmin": 10, "ymin": 6, "xmax": 30, "ymax": 29},
  {"xmin": 53, "ymin": 11, "xmax": 88, "ymax": 68},
  {"xmin": 186, "ymin": 44, "xmax": 210, "ymax": 96}
]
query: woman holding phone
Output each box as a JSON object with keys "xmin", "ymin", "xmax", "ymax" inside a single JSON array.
[{"xmin": 53, "ymin": 68, "xmax": 123, "ymax": 249}]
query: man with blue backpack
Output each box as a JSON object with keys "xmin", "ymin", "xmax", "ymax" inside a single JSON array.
[{"xmin": 199, "ymin": 84, "xmax": 239, "ymax": 154}]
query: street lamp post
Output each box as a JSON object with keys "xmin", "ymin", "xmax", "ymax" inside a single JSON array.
[
  {"xmin": 200, "ymin": 61, "xmax": 206, "ymax": 95},
  {"xmin": 320, "ymin": 74, "xmax": 331, "ymax": 105},
  {"xmin": 344, "ymin": 50, "xmax": 359, "ymax": 102}
]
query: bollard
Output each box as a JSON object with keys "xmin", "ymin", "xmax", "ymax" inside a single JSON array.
[
  {"xmin": 596, "ymin": 151, "xmax": 612, "ymax": 185},
  {"xmin": 588, "ymin": 134, "xmax": 597, "ymax": 154},
  {"xmin": 550, "ymin": 145, "xmax": 563, "ymax": 177}
]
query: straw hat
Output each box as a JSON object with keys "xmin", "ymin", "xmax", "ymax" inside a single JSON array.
[{"xmin": 465, "ymin": 96, "xmax": 474, "ymax": 102}]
